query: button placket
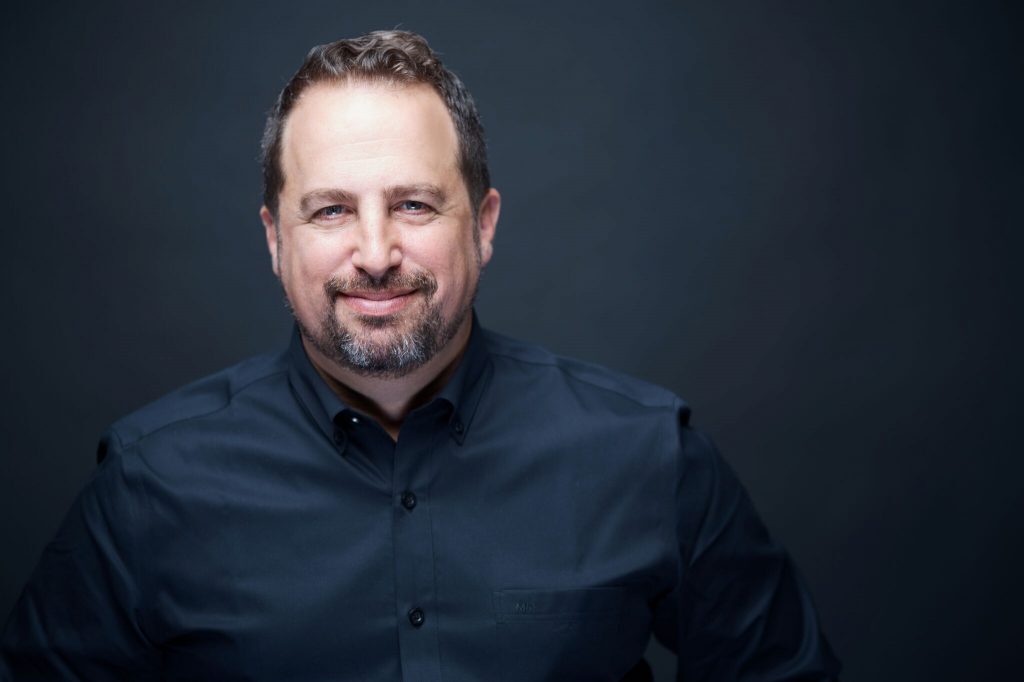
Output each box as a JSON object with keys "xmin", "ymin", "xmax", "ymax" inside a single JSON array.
[{"xmin": 391, "ymin": 421, "xmax": 444, "ymax": 680}]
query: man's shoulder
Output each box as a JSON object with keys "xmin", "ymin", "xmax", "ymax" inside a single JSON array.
[
  {"xmin": 109, "ymin": 350, "xmax": 291, "ymax": 449},
  {"xmin": 480, "ymin": 327, "xmax": 685, "ymax": 414}
]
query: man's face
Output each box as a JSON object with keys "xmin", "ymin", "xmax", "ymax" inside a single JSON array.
[{"xmin": 262, "ymin": 81, "xmax": 498, "ymax": 377}]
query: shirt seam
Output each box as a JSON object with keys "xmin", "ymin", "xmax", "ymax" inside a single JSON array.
[
  {"xmin": 106, "ymin": 428, "xmax": 161, "ymax": 656},
  {"xmin": 486, "ymin": 350, "xmax": 677, "ymax": 411},
  {"xmin": 116, "ymin": 369, "xmax": 290, "ymax": 447}
]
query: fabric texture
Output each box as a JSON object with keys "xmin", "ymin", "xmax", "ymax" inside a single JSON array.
[{"xmin": 1, "ymin": 315, "xmax": 841, "ymax": 681}]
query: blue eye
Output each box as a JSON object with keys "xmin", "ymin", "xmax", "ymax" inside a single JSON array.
[
  {"xmin": 317, "ymin": 205, "xmax": 347, "ymax": 218},
  {"xmin": 399, "ymin": 201, "xmax": 428, "ymax": 212}
]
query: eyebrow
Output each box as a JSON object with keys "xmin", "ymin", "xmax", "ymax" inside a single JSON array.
[
  {"xmin": 298, "ymin": 188, "xmax": 357, "ymax": 217},
  {"xmin": 383, "ymin": 184, "xmax": 449, "ymax": 207},
  {"xmin": 297, "ymin": 184, "xmax": 450, "ymax": 217}
]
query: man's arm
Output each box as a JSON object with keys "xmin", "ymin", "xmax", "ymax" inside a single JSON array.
[
  {"xmin": 1, "ymin": 431, "xmax": 159, "ymax": 680},
  {"xmin": 651, "ymin": 420, "xmax": 841, "ymax": 680}
]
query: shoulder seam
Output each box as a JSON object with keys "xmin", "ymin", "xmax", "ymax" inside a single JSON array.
[
  {"xmin": 487, "ymin": 348, "xmax": 676, "ymax": 410},
  {"xmin": 114, "ymin": 368, "xmax": 289, "ymax": 447}
]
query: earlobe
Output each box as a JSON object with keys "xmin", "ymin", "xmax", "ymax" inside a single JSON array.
[{"xmin": 260, "ymin": 206, "xmax": 280, "ymax": 276}]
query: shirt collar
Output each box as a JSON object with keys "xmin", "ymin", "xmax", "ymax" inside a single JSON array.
[
  {"xmin": 433, "ymin": 312, "xmax": 493, "ymax": 444},
  {"xmin": 286, "ymin": 327, "xmax": 348, "ymax": 446},
  {"xmin": 286, "ymin": 311, "xmax": 492, "ymax": 445}
]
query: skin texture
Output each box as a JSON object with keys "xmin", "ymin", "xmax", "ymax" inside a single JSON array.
[{"xmin": 260, "ymin": 81, "xmax": 500, "ymax": 439}]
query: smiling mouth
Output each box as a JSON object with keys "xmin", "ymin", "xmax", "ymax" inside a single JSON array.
[{"xmin": 339, "ymin": 289, "xmax": 418, "ymax": 316}]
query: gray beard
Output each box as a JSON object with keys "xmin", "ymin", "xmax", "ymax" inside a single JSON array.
[{"xmin": 289, "ymin": 268, "xmax": 474, "ymax": 379}]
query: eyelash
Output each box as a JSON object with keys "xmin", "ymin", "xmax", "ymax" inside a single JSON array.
[
  {"xmin": 399, "ymin": 200, "xmax": 429, "ymax": 212},
  {"xmin": 314, "ymin": 205, "xmax": 349, "ymax": 219},
  {"xmin": 311, "ymin": 201, "xmax": 434, "ymax": 220}
]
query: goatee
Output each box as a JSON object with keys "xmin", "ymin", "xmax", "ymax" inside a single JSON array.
[{"xmin": 290, "ymin": 268, "xmax": 471, "ymax": 378}]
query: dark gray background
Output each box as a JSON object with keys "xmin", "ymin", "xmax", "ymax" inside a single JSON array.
[{"xmin": 1, "ymin": 1, "xmax": 1020, "ymax": 679}]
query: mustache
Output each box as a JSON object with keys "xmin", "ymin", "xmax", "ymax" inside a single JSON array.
[{"xmin": 324, "ymin": 269, "xmax": 438, "ymax": 298}]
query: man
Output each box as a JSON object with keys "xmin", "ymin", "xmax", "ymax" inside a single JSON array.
[{"xmin": 1, "ymin": 31, "xmax": 840, "ymax": 680}]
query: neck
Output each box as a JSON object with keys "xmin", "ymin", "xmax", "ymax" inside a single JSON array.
[{"xmin": 303, "ymin": 318, "xmax": 472, "ymax": 440}]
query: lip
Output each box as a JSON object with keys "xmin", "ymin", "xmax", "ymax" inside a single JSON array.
[{"xmin": 339, "ymin": 289, "xmax": 417, "ymax": 316}]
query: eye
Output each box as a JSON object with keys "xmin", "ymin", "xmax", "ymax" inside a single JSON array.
[
  {"xmin": 397, "ymin": 200, "xmax": 431, "ymax": 213},
  {"xmin": 313, "ymin": 205, "xmax": 349, "ymax": 220}
]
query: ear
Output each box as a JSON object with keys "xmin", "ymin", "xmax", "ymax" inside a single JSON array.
[
  {"xmin": 260, "ymin": 206, "xmax": 280, "ymax": 277},
  {"xmin": 476, "ymin": 188, "xmax": 501, "ymax": 267}
]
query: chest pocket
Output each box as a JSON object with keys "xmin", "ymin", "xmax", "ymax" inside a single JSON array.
[{"xmin": 492, "ymin": 587, "xmax": 645, "ymax": 681}]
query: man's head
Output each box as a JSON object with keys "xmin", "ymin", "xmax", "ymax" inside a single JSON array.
[
  {"xmin": 260, "ymin": 30, "xmax": 491, "ymax": 221},
  {"xmin": 259, "ymin": 31, "xmax": 500, "ymax": 379}
]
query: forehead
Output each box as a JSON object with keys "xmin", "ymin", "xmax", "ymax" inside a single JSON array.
[{"xmin": 279, "ymin": 80, "xmax": 461, "ymax": 197}]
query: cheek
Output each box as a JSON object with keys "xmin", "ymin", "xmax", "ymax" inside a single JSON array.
[
  {"xmin": 281, "ymin": 236, "xmax": 348, "ymax": 300},
  {"xmin": 415, "ymin": 239, "xmax": 475, "ymax": 288},
  {"xmin": 437, "ymin": 247, "xmax": 482, "ymax": 308},
  {"xmin": 304, "ymin": 230, "xmax": 353, "ymax": 265}
]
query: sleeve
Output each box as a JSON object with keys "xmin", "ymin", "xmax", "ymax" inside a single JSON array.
[
  {"xmin": 0, "ymin": 430, "xmax": 160, "ymax": 681},
  {"xmin": 650, "ymin": 419, "xmax": 842, "ymax": 681}
]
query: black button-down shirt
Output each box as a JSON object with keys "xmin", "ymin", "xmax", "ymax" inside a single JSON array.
[{"xmin": 1, "ymin": 316, "xmax": 840, "ymax": 680}]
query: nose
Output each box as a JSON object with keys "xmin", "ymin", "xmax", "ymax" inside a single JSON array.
[{"xmin": 350, "ymin": 210, "xmax": 403, "ymax": 279}]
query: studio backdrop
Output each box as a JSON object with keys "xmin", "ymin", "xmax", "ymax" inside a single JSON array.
[{"xmin": 1, "ymin": 2, "xmax": 1020, "ymax": 679}]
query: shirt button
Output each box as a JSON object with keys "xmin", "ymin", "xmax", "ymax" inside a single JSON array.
[
  {"xmin": 452, "ymin": 419, "xmax": 464, "ymax": 435},
  {"xmin": 408, "ymin": 607, "xmax": 425, "ymax": 627},
  {"xmin": 401, "ymin": 491, "xmax": 417, "ymax": 510}
]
